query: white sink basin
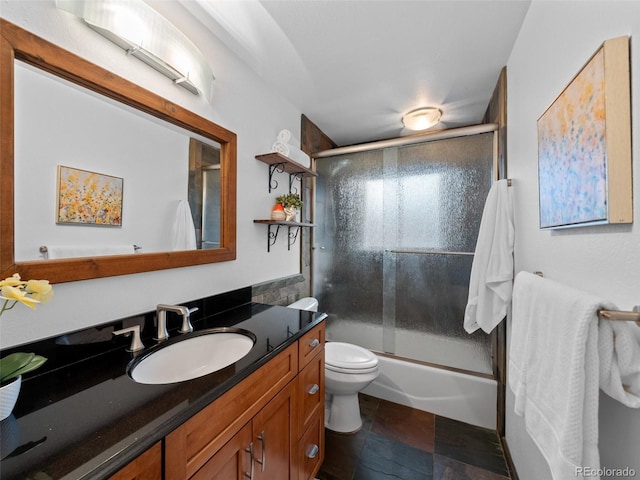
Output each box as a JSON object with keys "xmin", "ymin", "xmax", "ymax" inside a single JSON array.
[{"xmin": 128, "ymin": 328, "xmax": 256, "ymax": 384}]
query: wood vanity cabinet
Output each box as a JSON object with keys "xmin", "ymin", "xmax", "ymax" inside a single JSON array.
[
  {"xmin": 108, "ymin": 442, "xmax": 162, "ymax": 480},
  {"xmin": 164, "ymin": 322, "xmax": 325, "ymax": 480}
]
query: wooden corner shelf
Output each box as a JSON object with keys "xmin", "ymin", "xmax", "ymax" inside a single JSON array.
[
  {"xmin": 253, "ymin": 220, "xmax": 316, "ymax": 252},
  {"xmin": 256, "ymin": 152, "xmax": 316, "ymax": 193}
]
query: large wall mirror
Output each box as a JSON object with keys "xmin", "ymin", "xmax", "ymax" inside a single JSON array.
[{"xmin": 1, "ymin": 20, "xmax": 237, "ymax": 283}]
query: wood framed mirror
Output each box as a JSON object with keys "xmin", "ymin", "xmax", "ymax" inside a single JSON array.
[{"xmin": 0, "ymin": 19, "xmax": 237, "ymax": 283}]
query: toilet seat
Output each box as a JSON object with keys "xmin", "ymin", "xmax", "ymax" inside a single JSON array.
[{"xmin": 325, "ymin": 342, "xmax": 379, "ymax": 374}]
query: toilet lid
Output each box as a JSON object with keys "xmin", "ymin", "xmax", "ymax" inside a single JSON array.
[{"xmin": 325, "ymin": 342, "xmax": 379, "ymax": 371}]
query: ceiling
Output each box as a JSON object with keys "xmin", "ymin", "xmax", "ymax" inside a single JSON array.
[{"xmin": 179, "ymin": 0, "xmax": 532, "ymax": 147}]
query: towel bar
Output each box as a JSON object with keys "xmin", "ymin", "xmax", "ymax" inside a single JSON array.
[
  {"xmin": 598, "ymin": 306, "xmax": 640, "ymax": 325},
  {"xmin": 40, "ymin": 245, "xmax": 141, "ymax": 253}
]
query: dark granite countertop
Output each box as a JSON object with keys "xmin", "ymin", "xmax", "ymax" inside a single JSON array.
[{"xmin": 0, "ymin": 287, "xmax": 325, "ymax": 479}]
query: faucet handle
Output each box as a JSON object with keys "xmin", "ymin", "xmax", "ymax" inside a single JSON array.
[
  {"xmin": 113, "ymin": 325, "xmax": 145, "ymax": 352},
  {"xmin": 178, "ymin": 307, "xmax": 199, "ymax": 334}
]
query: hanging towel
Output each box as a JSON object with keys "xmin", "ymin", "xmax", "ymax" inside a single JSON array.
[
  {"xmin": 463, "ymin": 179, "xmax": 514, "ymax": 333},
  {"xmin": 598, "ymin": 319, "xmax": 640, "ymax": 408},
  {"xmin": 172, "ymin": 200, "xmax": 197, "ymax": 251},
  {"xmin": 45, "ymin": 245, "xmax": 135, "ymax": 259},
  {"xmin": 509, "ymin": 271, "xmax": 616, "ymax": 480}
]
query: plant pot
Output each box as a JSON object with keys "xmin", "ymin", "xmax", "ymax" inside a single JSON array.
[
  {"xmin": 0, "ymin": 375, "xmax": 21, "ymax": 421},
  {"xmin": 271, "ymin": 203, "xmax": 286, "ymax": 221},
  {"xmin": 284, "ymin": 207, "xmax": 298, "ymax": 222}
]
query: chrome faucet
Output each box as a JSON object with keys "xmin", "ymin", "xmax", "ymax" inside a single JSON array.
[
  {"xmin": 113, "ymin": 325, "xmax": 145, "ymax": 352},
  {"xmin": 155, "ymin": 304, "xmax": 199, "ymax": 341}
]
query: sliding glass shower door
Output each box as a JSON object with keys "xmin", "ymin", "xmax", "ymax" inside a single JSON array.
[{"xmin": 313, "ymin": 132, "xmax": 494, "ymax": 374}]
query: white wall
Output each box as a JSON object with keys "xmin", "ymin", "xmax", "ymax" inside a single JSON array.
[
  {"xmin": 506, "ymin": 1, "xmax": 640, "ymax": 479},
  {"xmin": 0, "ymin": 0, "xmax": 304, "ymax": 348}
]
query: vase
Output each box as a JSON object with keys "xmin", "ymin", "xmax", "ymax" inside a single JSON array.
[
  {"xmin": 284, "ymin": 207, "xmax": 298, "ymax": 222},
  {"xmin": 271, "ymin": 203, "xmax": 286, "ymax": 221},
  {"xmin": 0, "ymin": 375, "xmax": 21, "ymax": 421}
]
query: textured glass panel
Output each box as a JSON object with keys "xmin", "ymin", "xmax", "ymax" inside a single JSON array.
[
  {"xmin": 396, "ymin": 133, "xmax": 494, "ymax": 252},
  {"xmin": 393, "ymin": 252, "xmax": 492, "ymax": 373},
  {"xmin": 313, "ymin": 150, "xmax": 385, "ymax": 351},
  {"xmin": 313, "ymin": 133, "xmax": 494, "ymax": 374}
]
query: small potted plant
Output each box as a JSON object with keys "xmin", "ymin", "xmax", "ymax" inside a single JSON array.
[
  {"xmin": 0, "ymin": 274, "xmax": 53, "ymax": 420},
  {"xmin": 276, "ymin": 193, "xmax": 302, "ymax": 222}
]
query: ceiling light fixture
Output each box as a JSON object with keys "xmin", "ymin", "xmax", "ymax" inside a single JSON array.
[
  {"xmin": 56, "ymin": 0, "xmax": 214, "ymax": 96},
  {"xmin": 402, "ymin": 107, "xmax": 443, "ymax": 131}
]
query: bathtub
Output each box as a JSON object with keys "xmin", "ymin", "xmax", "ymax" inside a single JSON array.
[{"xmin": 361, "ymin": 354, "xmax": 497, "ymax": 429}]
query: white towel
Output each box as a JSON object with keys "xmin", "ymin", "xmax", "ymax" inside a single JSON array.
[
  {"xmin": 45, "ymin": 244, "xmax": 135, "ymax": 259},
  {"xmin": 277, "ymin": 129, "xmax": 291, "ymax": 144},
  {"xmin": 172, "ymin": 200, "xmax": 197, "ymax": 251},
  {"xmin": 271, "ymin": 141, "xmax": 290, "ymax": 157},
  {"xmin": 464, "ymin": 179, "xmax": 514, "ymax": 333},
  {"xmin": 509, "ymin": 271, "xmax": 615, "ymax": 480},
  {"xmin": 598, "ymin": 319, "xmax": 640, "ymax": 408},
  {"xmin": 287, "ymin": 144, "xmax": 311, "ymax": 168}
]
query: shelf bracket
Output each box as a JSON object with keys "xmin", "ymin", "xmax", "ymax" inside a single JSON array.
[
  {"xmin": 288, "ymin": 172, "xmax": 304, "ymax": 194},
  {"xmin": 268, "ymin": 163, "xmax": 286, "ymax": 193},
  {"xmin": 267, "ymin": 224, "xmax": 281, "ymax": 252},
  {"xmin": 287, "ymin": 226, "xmax": 301, "ymax": 250}
]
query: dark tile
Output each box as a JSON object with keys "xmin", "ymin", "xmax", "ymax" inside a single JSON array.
[
  {"xmin": 434, "ymin": 416, "xmax": 509, "ymax": 477},
  {"xmin": 434, "ymin": 454, "xmax": 510, "ymax": 480},
  {"xmin": 354, "ymin": 432, "xmax": 433, "ymax": 480},
  {"xmin": 317, "ymin": 472, "xmax": 347, "ymax": 480},
  {"xmin": 319, "ymin": 428, "xmax": 368, "ymax": 480},
  {"xmin": 371, "ymin": 399, "xmax": 435, "ymax": 452},
  {"xmin": 358, "ymin": 393, "xmax": 380, "ymax": 431}
]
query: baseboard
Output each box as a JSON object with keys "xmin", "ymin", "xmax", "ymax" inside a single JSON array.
[{"xmin": 500, "ymin": 435, "xmax": 519, "ymax": 480}]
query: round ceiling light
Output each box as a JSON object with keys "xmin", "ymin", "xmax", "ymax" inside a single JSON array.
[{"xmin": 402, "ymin": 107, "xmax": 442, "ymax": 131}]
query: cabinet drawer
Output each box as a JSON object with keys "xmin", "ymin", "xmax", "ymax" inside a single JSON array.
[
  {"xmin": 297, "ymin": 351, "xmax": 324, "ymax": 438},
  {"xmin": 297, "ymin": 412, "xmax": 324, "ymax": 480},
  {"xmin": 298, "ymin": 323, "xmax": 325, "ymax": 370}
]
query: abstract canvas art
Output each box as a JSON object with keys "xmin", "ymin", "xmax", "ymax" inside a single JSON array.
[
  {"xmin": 537, "ymin": 36, "xmax": 632, "ymax": 229},
  {"xmin": 56, "ymin": 165, "xmax": 123, "ymax": 226}
]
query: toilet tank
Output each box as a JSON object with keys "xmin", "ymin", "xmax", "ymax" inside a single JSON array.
[{"xmin": 287, "ymin": 297, "xmax": 318, "ymax": 312}]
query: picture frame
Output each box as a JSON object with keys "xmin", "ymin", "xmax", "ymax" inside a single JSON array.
[
  {"xmin": 56, "ymin": 165, "xmax": 124, "ymax": 226},
  {"xmin": 537, "ymin": 36, "xmax": 632, "ymax": 229}
]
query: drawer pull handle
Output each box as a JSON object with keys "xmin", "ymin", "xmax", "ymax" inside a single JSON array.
[
  {"xmin": 308, "ymin": 384, "xmax": 320, "ymax": 395},
  {"xmin": 309, "ymin": 338, "xmax": 320, "ymax": 348},
  {"xmin": 306, "ymin": 444, "xmax": 319, "ymax": 459},
  {"xmin": 257, "ymin": 431, "xmax": 266, "ymax": 472},
  {"xmin": 244, "ymin": 442, "xmax": 254, "ymax": 479}
]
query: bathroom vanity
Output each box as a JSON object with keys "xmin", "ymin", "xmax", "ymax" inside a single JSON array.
[{"xmin": 0, "ymin": 288, "xmax": 325, "ymax": 480}]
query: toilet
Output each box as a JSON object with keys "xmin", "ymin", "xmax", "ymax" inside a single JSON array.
[{"xmin": 287, "ymin": 297, "xmax": 380, "ymax": 434}]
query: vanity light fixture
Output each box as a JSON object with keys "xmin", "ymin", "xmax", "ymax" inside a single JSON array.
[
  {"xmin": 56, "ymin": 0, "xmax": 213, "ymax": 96},
  {"xmin": 402, "ymin": 107, "xmax": 443, "ymax": 131}
]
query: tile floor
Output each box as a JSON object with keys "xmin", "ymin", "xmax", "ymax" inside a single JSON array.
[{"xmin": 317, "ymin": 394, "xmax": 511, "ymax": 480}]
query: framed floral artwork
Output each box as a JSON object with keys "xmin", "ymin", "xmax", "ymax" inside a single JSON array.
[
  {"xmin": 56, "ymin": 165, "xmax": 123, "ymax": 226},
  {"xmin": 537, "ymin": 36, "xmax": 632, "ymax": 229}
]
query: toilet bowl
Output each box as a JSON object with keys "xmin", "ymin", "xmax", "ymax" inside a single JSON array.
[
  {"xmin": 324, "ymin": 342, "xmax": 379, "ymax": 433},
  {"xmin": 287, "ymin": 297, "xmax": 379, "ymax": 434}
]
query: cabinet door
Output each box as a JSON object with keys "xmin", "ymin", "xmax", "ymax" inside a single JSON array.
[
  {"xmin": 191, "ymin": 423, "xmax": 253, "ymax": 480},
  {"xmin": 252, "ymin": 382, "xmax": 296, "ymax": 480},
  {"xmin": 109, "ymin": 442, "xmax": 161, "ymax": 480}
]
